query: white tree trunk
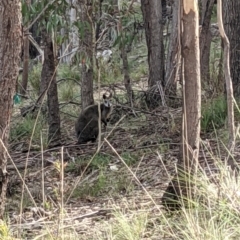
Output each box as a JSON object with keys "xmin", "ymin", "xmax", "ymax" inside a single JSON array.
[{"xmin": 59, "ymin": 0, "xmax": 79, "ymax": 63}]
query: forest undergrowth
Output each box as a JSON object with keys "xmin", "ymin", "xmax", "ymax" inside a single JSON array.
[
  {"xmin": 3, "ymin": 38, "xmax": 240, "ymax": 239},
  {"xmin": 4, "ymin": 79, "xmax": 240, "ymax": 239}
]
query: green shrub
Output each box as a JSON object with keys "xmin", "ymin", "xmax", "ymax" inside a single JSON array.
[
  {"xmin": 28, "ymin": 63, "xmax": 42, "ymax": 94},
  {"xmin": 10, "ymin": 114, "xmax": 47, "ymax": 146},
  {"xmin": 57, "ymin": 64, "xmax": 79, "ymax": 80},
  {"xmin": 201, "ymin": 96, "xmax": 227, "ymax": 132}
]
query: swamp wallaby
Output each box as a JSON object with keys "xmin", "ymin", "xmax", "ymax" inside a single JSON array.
[{"xmin": 75, "ymin": 93, "xmax": 113, "ymax": 144}]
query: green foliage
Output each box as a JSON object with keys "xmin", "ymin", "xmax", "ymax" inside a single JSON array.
[
  {"xmin": 9, "ymin": 114, "xmax": 47, "ymax": 146},
  {"xmin": 71, "ymin": 170, "xmax": 108, "ymax": 198},
  {"xmin": 73, "ymin": 21, "xmax": 92, "ymax": 41},
  {"xmin": 95, "ymin": 56, "xmax": 122, "ymax": 84},
  {"xmin": 57, "ymin": 64, "xmax": 80, "ymax": 80},
  {"xmin": 56, "ymin": 64, "xmax": 80, "ymax": 102},
  {"xmin": 59, "ymin": 82, "xmax": 75, "ymax": 102},
  {"xmin": 22, "ymin": 0, "xmax": 68, "ymax": 26},
  {"xmin": 22, "ymin": 0, "xmax": 69, "ymax": 47},
  {"xmin": 101, "ymin": 0, "xmax": 143, "ymax": 51},
  {"xmin": 28, "ymin": 63, "xmax": 42, "ymax": 94},
  {"xmin": 201, "ymin": 96, "xmax": 227, "ymax": 132},
  {"xmin": 67, "ymin": 153, "xmax": 136, "ymax": 199},
  {"xmin": 21, "ymin": 1, "xmax": 31, "ymax": 25},
  {"xmin": 66, "ymin": 154, "xmax": 111, "ymax": 174},
  {"xmin": 130, "ymin": 63, "xmax": 148, "ymax": 82},
  {"xmin": 121, "ymin": 153, "xmax": 138, "ymax": 166},
  {"xmin": 90, "ymin": 154, "xmax": 111, "ymax": 169}
]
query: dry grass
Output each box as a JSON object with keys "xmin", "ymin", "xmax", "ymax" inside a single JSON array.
[{"xmin": 5, "ymin": 95, "xmax": 240, "ymax": 239}]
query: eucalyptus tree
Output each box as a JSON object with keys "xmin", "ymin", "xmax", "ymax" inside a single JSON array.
[
  {"xmin": 115, "ymin": 0, "xmax": 136, "ymax": 106},
  {"xmin": 141, "ymin": 0, "xmax": 164, "ymax": 88},
  {"xmin": 22, "ymin": 0, "xmax": 68, "ymax": 144},
  {"xmin": 165, "ymin": 0, "xmax": 180, "ymax": 95},
  {"xmin": 0, "ymin": 0, "xmax": 22, "ymax": 218},
  {"xmin": 102, "ymin": 0, "xmax": 143, "ymax": 106},
  {"xmin": 76, "ymin": 0, "xmax": 94, "ymax": 110},
  {"xmin": 162, "ymin": 0, "xmax": 201, "ymax": 210},
  {"xmin": 223, "ymin": 0, "xmax": 240, "ymax": 98},
  {"xmin": 73, "ymin": 0, "xmax": 142, "ymax": 107},
  {"xmin": 199, "ymin": 0, "xmax": 215, "ymax": 86},
  {"xmin": 21, "ymin": 0, "xmax": 31, "ymax": 95}
]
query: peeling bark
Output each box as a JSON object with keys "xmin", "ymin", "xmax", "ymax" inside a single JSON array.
[{"xmin": 162, "ymin": 0, "xmax": 201, "ymax": 210}]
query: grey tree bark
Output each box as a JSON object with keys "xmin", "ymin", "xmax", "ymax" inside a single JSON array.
[
  {"xmin": 0, "ymin": 0, "xmax": 22, "ymax": 218},
  {"xmin": 41, "ymin": 31, "xmax": 61, "ymax": 145},
  {"xmin": 141, "ymin": 0, "xmax": 165, "ymax": 88},
  {"xmin": 78, "ymin": 0, "xmax": 94, "ymax": 110},
  {"xmin": 223, "ymin": 0, "xmax": 240, "ymax": 97},
  {"xmin": 21, "ymin": 30, "xmax": 30, "ymax": 95},
  {"xmin": 218, "ymin": 0, "xmax": 235, "ymax": 152},
  {"xmin": 200, "ymin": 0, "xmax": 215, "ymax": 86},
  {"xmin": 165, "ymin": 0, "xmax": 180, "ymax": 94}
]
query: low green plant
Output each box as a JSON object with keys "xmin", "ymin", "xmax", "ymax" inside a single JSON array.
[
  {"xmin": 158, "ymin": 142, "xmax": 169, "ymax": 153},
  {"xmin": 130, "ymin": 64, "xmax": 148, "ymax": 81},
  {"xmin": 57, "ymin": 65, "xmax": 81, "ymax": 102},
  {"xmin": 9, "ymin": 114, "xmax": 47, "ymax": 146},
  {"xmin": 71, "ymin": 170, "xmax": 108, "ymax": 198},
  {"xmin": 94, "ymin": 59, "xmax": 122, "ymax": 84},
  {"xmin": 28, "ymin": 63, "xmax": 42, "ymax": 94},
  {"xmin": 201, "ymin": 96, "xmax": 227, "ymax": 132},
  {"xmin": 66, "ymin": 154, "xmax": 111, "ymax": 175},
  {"xmin": 121, "ymin": 152, "xmax": 138, "ymax": 166},
  {"xmin": 113, "ymin": 173, "xmax": 135, "ymax": 194},
  {"xmin": 58, "ymin": 81, "xmax": 75, "ymax": 102},
  {"xmin": 57, "ymin": 64, "xmax": 79, "ymax": 80}
]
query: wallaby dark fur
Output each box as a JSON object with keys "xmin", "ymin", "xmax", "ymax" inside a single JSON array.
[{"xmin": 75, "ymin": 93, "xmax": 113, "ymax": 144}]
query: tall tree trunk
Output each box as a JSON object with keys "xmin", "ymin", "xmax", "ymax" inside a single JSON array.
[
  {"xmin": 162, "ymin": 0, "xmax": 201, "ymax": 210},
  {"xmin": 201, "ymin": 28, "xmax": 212, "ymax": 86},
  {"xmin": 41, "ymin": 31, "xmax": 61, "ymax": 145},
  {"xmin": 181, "ymin": 0, "xmax": 201, "ymax": 174},
  {"xmin": 200, "ymin": 0, "xmax": 215, "ymax": 85},
  {"xmin": 121, "ymin": 44, "xmax": 133, "ymax": 107},
  {"xmin": 165, "ymin": 0, "xmax": 180, "ymax": 94},
  {"xmin": 0, "ymin": 0, "xmax": 22, "ymax": 218},
  {"xmin": 78, "ymin": 0, "xmax": 94, "ymax": 110},
  {"xmin": 217, "ymin": 40, "xmax": 224, "ymax": 92},
  {"xmin": 223, "ymin": 0, "xmax": 240, "ymax": 98},
  {"xmin": 21, "ymin": 30, "xmax": 30, "ymax": 95},
  {"xmin": 141, "ymin": 0, "xmax": 164, "ymax": 88},
  {"xmin": 218, "ymin": 0, "xmax": 235, "ymax": 152},
  {"xmin": 116, "ymin": 2, "xmax": 134, "ymax": 107},
  {"xmin": 60, "ymin": 28, "xmax": 68, "ymax": 63},
  {"xmin": 68, "ymin": 0, "xmax": 79, "ymax": 63}
]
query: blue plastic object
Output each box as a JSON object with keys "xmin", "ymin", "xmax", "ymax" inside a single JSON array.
[{"xmin": 13, "ymin": 93, "xmax": 21, "ymax": 104}]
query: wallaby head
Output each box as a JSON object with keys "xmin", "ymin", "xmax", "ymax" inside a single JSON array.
[
  {"xmin": 103, "ymin": 93, "xmax": 112, "ymax": 107},
  {"xmin": 101, "ymin": 92, "xmax": 113, "ymax": 124},
  {"xmin": 75, "ymin": 92, "xmax": 113, "ymax": 144}
]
